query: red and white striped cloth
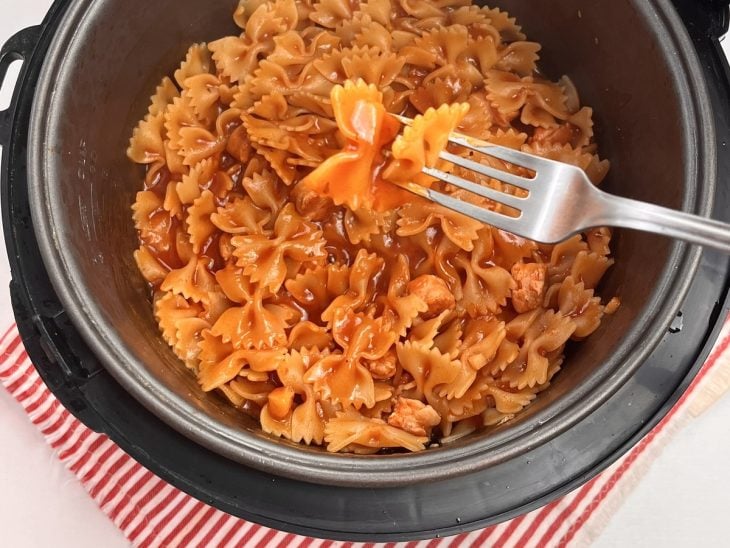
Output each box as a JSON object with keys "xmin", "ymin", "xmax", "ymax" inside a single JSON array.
[{"xmin": 2, "ymin": 320, "xmax": 730, "ymax": 548}]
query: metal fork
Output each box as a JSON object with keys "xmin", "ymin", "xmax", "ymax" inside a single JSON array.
[{"xmin": 392, "ymin": 114, "xmax": 730, "ymax": 252}]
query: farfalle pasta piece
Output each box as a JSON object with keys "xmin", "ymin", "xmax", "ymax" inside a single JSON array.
[
  {"xmin": 164, "ymin": 96, "xmax": 204, "ymax": 152},
  {"xmin": 570, "ymin": 250, "xmax": 614, "ymax": 290},
  {"xmin": 163, "ymin": 180, "xmax": 183, "ymax": 219},
  {"xmin": 210, "ymin": 196, "xmax": 271, "ymax": 235},
  {"xmin": 154, "ymin": 291, "xmax": 204, "ymax": 348},
  {"xmin": 460, "ymin": 319, "xmax": 507, "ymax": 371},
  {"xmin": 160, "ymin": 256, "xmax": 219, "ymax": 306},
  {"xmin": 229, "ymin": 377, "xmax": 276, "ymax": 407},
  {"xmin": 586, "ymin": 227, "xmax": 612, "ymax": 257},
  {"xmin": 172, "ymin": 317, "xmax": 210, "ymax": 368},
  {"xmin": 482, "ymin": 5, "xmax": 526, "ymax": 41},
  {"xmin": 249, "ymin": 59, "xmax": 334, "ymax": 100},
  {"xmin": 200, "ymin": 347, "xmax": 287, "ymax": 391},
  {"xmin": 338, "ymin": 13, "xmax": 392, "ymax": 51},
  {"xmin": 385, "ymin": 103, "xmax": 470, "ymax": 182},
  {"xmin": 495, "ymin": 41, "xmax": 541, "ymax": 76},
  {"xmin": 232, "ymin": 0, "xmax": 269, "ymax": 28},
  {"xmin": 485, "ymin": 69, "xmax": 571, "ymax": 127},
  {"xmin": 396, "ymin": 199, "xmax": 482, "ymax": 251},
  {"xmin": 251, "ymin": 141, "xmax": 301, "ymax": 184},
  {"xmin": 321, "ymin": 249, "xmax": 384, "ymax": 323},
  {"xmin": 242, "ymin": 168, "xmax": 287, "ymax": 214},
  {"xmin": 558, "ymin": 276, "xmax": 604, "ymax": 339},
  {"xmin": 174, "ymin": 44, "xmax": 212, "ymax": 88},
  {"xmin": 314, "ymin": 46, "xmax": 405, "ymax": 88},
  {"xmin": 209, "ymin": 34, "xmax": 264, "ymax": 82},
  {"xmin": 186, "ymin": 190, "xmax": 217, "ymax": 254},
  {"xmin": 309, "ymin": 0, "xmax": 357, "ymax": 28},
  {"xmin": 262, "ymin": 348, "xmax": 327, "ymax": 444},
  {"xmin": 286, "ymin": 262, "xmax": 351, "ymax": 317},
  {"xmin": 324, "ymin": 410, "xmax": 429, "ymax": 452},
  {"xmin": 525, "ymin": 141, "xmax": 610, "ymax": 185},
  {"xmin": 288, "ymin": 321, "xmax": 333, "ymax": 350},
  {"xmin": 149, "ymin": 77, "xmax": 180, "ymax": 117},
  {"xmin": 331, "ymin": 308, "xmax": 397, "ymax": 361},
  {"xmin": 243, "ymin": 92, "xmax": 341, "ymax": 167},
  {"xmin": 409, "ymin": 76, "xmax": 473, "ymax": 114},
  {"xmin": 209, "ymin": 0, "xmax": 298, "ymax": 83},
  {"xmin": 133, "ymin": 198, "xmax": 179, "ymax": 266},
  {"xmin": 398, "ymin": 0, "xmax": 448, "ymax": 19},
  {"xmin": 343, "ymin": 207, "xmax": 387, "ymax": 244},
  {"xmin": 231, "ymin": 203, "xmax": 327, "ymax": 292},
  {"xmin": 134, "ymin": 245, "xmax": 169, "ymax": 285},
  {"xmin": 304, "ymin": 309, "xmax": 395, "ymax": 408},
  {"xmin": 566, "ymin": 107, "xmax": 596, "ymax": 148},
  {"xmin": 404, "ymin": 26, "xmax": 497, "ymax": 85},
  {"xmin": 132, "ymin": 190, "xmax": 163, "ymax": 234},
  {"xmin": 431, "ymin": 315, "xmax": 463, "ymax": 357},
  {"xmin": 303, "ymin": 351, "xmax": 376, "ymax": 409},
  {"xmin": 501, "ymin": 310, "xmax": 576, "ymax": 389},
  {"xmin": 402, "ymin": 25, "xmax": 468, "ymax": 65},
  {"xmin": 381, "ymin": 256, "xmax": 429, "ymax": 336},
  {"xmin": 456, "ymin": 90, "xmax": 499, "ymax": 137},
  {"xmin": 182, "ymin": 73, "xmax": 222, "ymax": 125},
  {"xmin": 548, "ymin": 234, "xmax": 589, "ymax": 284},
  {"xmin": 437, "ymin": 357, "xmax": 477, "ymax": 400},
  {"xmin": 176, "ymin": 157, "xmax": 216, "ymax": 205},
  {"xmin": 485, "ymin": 382, "xmax": 537, "ymax": 415},
  {"xmin": 429, "ymin": 371, "xmax": 492, "ymax": 426},
  {"xmin": 396, "ymin": 340, "xmax": 463, "ymax": 404},
  {"xmin": 268, "ymin": 30, "xmax": 340, "ymax": 69},
  {"xmin": 127, "ymin": 112, "xmax": 166, "ymax": 165},
  {"xmin": 299, "ymin": 80, "xmax": 400, "ymax": 210},
  {"xmin": 214, "ymin": 263, "xmax": 255, "ymax": 304},
  {"xmin": 210, "ymin": 294, "xmax": 296, "ymax": 350},
  {"xmin": 447, "ymin": 5, "xmax": 500, "ymax": 40},
  {"xmin": 163, "ymin": 142, "xmax": 187, "ymax": 177},
  {"xmin": 176, "ymin": 126, "xmax": 227, "ymax": 167}
]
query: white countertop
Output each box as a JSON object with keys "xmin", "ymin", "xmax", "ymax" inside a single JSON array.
[{"xmin": 2, "ymin": 3, "xmax": 730, "ymax": 546}]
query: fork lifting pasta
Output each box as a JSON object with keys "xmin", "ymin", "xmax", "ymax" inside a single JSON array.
[{"xmin": 128, "ymin": 0, "xmax": 617, "ymax": 453}]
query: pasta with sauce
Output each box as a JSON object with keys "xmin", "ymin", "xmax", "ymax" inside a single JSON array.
[{"xmin": 128, "ymin": 0, "xmax": 618, "ymax": 453}]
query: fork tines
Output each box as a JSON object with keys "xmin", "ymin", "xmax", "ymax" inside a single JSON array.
[{"xmin": 391, "ymin": 114, "xmax": 553, "ymax": 231}]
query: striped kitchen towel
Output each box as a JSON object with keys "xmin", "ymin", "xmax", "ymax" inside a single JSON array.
[{"xmin": 2, "ymin": 319, "xmax": 730, "ymax": 548}]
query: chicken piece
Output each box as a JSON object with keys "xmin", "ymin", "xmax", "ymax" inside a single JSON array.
[
  {"xmin": 604, "ymin": 296, "xmax": 621, "ymax": 315},
  {"xmin": 511, "ymin": 261, "xmax": 547, "ymax": 313},
  {"xmin": 530, "ymin": 124, "xmax": 577, "ymax": 147},
  {"xmin": 267, "ymin": 386, "xmax": 295, "ymax": 420},
  {"xmin": 367, "ymin": 349, "xmax": 397, "ymax": 380},
  {"xmin": 226, "ymin": 124, "xmax": 252, "ymax": 164},
  {"xmin": 387, "ymin": 397, "xmax": 441, "ymax": 437},
  {"xmin": 291, "ymin": 185, "xmax": 332, "ymax": 221},
  {"xmin": 407, "ymin": 274, "xmax": 455, "ymax": 318}
]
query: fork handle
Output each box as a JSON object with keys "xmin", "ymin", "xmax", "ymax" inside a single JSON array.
[{"xmin": 593, "ymin": 191, "xmax": 730, "ymax": 252}]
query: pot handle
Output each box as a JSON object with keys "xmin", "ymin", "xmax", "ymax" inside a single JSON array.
[{"xmin": 0, "ymin": 26, "xmax": 41, "ymax": 147}]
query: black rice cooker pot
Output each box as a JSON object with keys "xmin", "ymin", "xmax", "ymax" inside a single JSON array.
[{"xmin": 2, "ymin": 0, "xmax": 730, "ymax": 541}]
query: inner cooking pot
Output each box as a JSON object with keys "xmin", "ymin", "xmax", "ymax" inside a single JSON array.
[{"xmin": 27, "ymin": 0, "xmax": 714, "ymax": 486}]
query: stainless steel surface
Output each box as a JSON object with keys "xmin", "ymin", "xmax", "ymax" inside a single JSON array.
[{"xmin": 395, "ymin": 115, "xmax": 730, "ymax": 252}]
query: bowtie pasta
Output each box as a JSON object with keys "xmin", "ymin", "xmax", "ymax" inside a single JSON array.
[{"xmin": 128, "ymin": 0, "xmax": 618, "ymax": 453}]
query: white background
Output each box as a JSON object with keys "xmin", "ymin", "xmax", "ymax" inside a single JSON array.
[{"xmin": 2, "ymin": 2, "xmax": 730, "ymax": 547}]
